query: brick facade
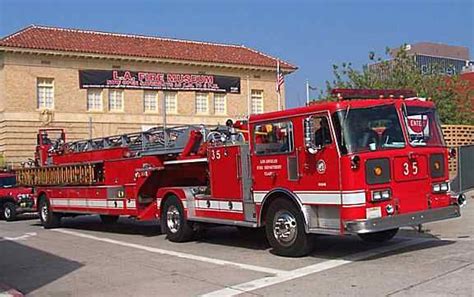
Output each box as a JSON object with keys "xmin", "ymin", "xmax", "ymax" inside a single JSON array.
[{"xmin": 0, "ymin": 51, "xmax": 290, "ymax": 165}]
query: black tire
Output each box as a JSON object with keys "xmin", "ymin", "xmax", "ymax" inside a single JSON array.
[
  {"xmin": 265, "ymin": 198, "xmax": 313, "ymax": 257},
  {"xmin": 100, "ymin": 215, "xmax": 119, "ymax": 224},
  {"xmin": 38, "ymin": 196, "xmax": 61, "ymax": 229},
  {"xmin": 161, "ymin": 196, "xmax": 194, "ymax": 242},
  {"xmin": 3, "ymin": 202, "xmax": 17, "ymax": 222},
  {"xmin": 359, "ymin": 228, "xmax": 399, "ymax": 243}
]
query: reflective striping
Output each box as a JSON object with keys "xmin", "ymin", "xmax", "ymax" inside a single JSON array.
[
  {"xmin": 253, "ymin": 191, "xmax": 366, "ymax": 205},
  {"xmin": 126, "ymin": 200, "xmax": 136, "ymax": 209},
  {"xmin": 50, "ymin": 199, "xmax": 68, "ymax": 206},
  {"xmin": 107, "ymin": 201, "xmax": 124, "ymax": 208},
  {"xmin": 68, "ymin": 199, "xmax": 87, "ymax": 207},
  {"xmin": 88, "ymin": 200, "xmax": 108, "ymax": 208},
  {"xmin": 253, "ymin": 193, "xmax": 266, "ymax": 204},
  {"xmin": 341, "ymin": 192, "xmax": 366, "ymax": 204},
  {"xmin": 195, "ymin": 199, "xmax": 243, "ymax": 213},
  {"xmin": 163, "ymin": 158, "xmax": 208, "ymax": 165},
  {"xmin": 49, "ymin": 198, "xmax": 130, "ymax": 210}
]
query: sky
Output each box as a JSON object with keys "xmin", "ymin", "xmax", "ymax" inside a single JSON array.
[{"xmin": 0, "ymin": 0, "xmax": 472, "ymax": 108}]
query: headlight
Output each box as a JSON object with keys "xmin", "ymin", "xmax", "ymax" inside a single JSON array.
[
  {"xmin": 381, "ymin": 190, "xmax": 391, "ymax": 199},
  {"xmin": 371, "ymin": 189, "xmax": 391, "ymax": 202},
  {"xmin": 432, "ymin": 182, "xmax": 449, "ymax": 193},
  {"xmin": 440, "ymin": 183, "xmax": 449, "ymax": 192}
]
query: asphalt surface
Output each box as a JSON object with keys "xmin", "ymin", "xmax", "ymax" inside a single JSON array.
[{"xmin": 0, "ymin": 198, "xmax": 473, "ymax": 297}]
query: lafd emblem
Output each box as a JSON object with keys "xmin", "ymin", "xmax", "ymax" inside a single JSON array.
[{"xmin": 317, "ymin": 160, "xmax": 326, "ymax": 174}]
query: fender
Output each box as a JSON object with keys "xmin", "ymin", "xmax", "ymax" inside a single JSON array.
[
  {"xmin": 156, "ymin": 187, "xmax": 195, "ymax": 219},
  {"xmin": 258, "ymin": 187, "xmax": 311, "ymax": 232}
]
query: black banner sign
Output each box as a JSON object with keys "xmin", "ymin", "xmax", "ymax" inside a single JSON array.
[{"xmin": 79, "ymin": 70, "xmax": 240, "ymax": 93}]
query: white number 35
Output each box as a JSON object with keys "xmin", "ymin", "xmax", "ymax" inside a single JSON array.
[
  {"xmin": 211, "ymin": 150, "xmax": 221, "ymax": 160},
  {"xmin": 403, "ymin": 161, "xmax": 418, "ymax": 176}
]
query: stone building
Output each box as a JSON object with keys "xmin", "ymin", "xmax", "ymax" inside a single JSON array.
[{"xmin": 0, "ymin": 25, "xmax": 296, "ymax": 165}]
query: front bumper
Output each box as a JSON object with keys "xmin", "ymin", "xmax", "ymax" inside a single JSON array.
[{"xmin": 344, "ymin": 205, "xmax": 461, "ymax": 234}]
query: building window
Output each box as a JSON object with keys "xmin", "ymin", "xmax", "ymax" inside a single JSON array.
[
  {"xmin": 195, "ymin": 92, "xmax": 209, "ymax": 114},
  {"xmin": 87, "ymin": 89, "xmax": 103, "ymax": 111},
  {"xmin": 164, "ymin": 91, "xmax": 177, "ymax": 114},
  {"xmin": 143, "ymin": 91, "xmax": 158, "ymax": 113},
  {"xmin": 37, "ymin": 78, "xmax": 54, "ymax": 109},
  {"xmin": 214, "ymin": 93, "xmax": 227, "ymax": 115},
  {"xmin": 251, "ymin": 89, "xmax": 264, "ymax": 114},
  {"xmin": 109, "ymin": 90, "xmax": 124, "ymax": 111}
]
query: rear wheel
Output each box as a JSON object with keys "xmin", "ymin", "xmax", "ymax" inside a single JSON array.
[
  {"xmin": 38, "ymin": 196, "xmax": 61, "ymax": 229},
  {"xmin": 161, "ymin": 196, "xmax": 194, "ymax": 242},
  {"xmin": 3, "ymin": 202, "xmax": 17, "ymax": 222},
  {"xmin": 100, "ymin": 215, "xmax": 119, "ymax": 224},
  {"xmin": 359, "ymin": 228, "xmax": 399, "ymax": 243},
  {"xmin": 265, "ymin": 198, "xmax": 313, "ymax": 257}
]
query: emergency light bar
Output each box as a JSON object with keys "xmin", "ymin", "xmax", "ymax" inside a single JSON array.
[{"xmin": 331, "ymin": 88, "xmax": 417, "ymax": 100}]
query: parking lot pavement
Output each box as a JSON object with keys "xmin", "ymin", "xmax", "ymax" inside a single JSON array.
[{"xmin": 0, "ymin": 201, "xmax": 472, "ymax": 297}]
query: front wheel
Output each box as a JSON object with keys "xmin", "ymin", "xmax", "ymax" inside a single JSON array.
[
  {"xmin": 161, "ymin": 196, "xmax": 194, "ymax": 242},
  {"xmin": 358, "ymin": 228, "xmax": 399, "ymax": 243},
  {"xmin": 38, "ymin": 196, "xmax": 61, "ymax": 229},
  {"xmin": 265, "ymin": 198, "xmax": 313, "ymax": 257},
  {"xmin": 3, "ymin": 202, "xmax": 17, "ymax": 222}
]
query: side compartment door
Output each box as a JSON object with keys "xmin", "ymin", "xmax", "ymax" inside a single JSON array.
[{"xmin": 251, "ymin": 120, "xmax": 296, "ymax": 200}]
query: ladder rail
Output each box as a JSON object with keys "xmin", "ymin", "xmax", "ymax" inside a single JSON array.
[{"xmin": 54, "ymin": 125, "xmax": 204, "ymax": 155}]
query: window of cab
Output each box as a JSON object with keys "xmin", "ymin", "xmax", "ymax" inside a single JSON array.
[
  {"xmin": 332, "ymin": 104, "xmax": 406, "ymax": 154},
  {"xmin": 253, "ymin": 121, "xmax": 294, "ymax": 155}
]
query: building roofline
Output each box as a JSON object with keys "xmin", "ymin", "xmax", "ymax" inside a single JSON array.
[
  {"xmin": 0, "ymin": 24, "xmax": 298, "ymax": 72},
  {"xmin": 0, "ymin": 46, "xmax": 297, "ymax": 73}
]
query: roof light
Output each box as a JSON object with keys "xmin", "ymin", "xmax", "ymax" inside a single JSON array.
[{"xmin": 331, "ymin": 88, "xmax": 416, "ymax": 100}]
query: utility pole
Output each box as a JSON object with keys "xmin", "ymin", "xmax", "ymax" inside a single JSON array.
[
  {"xmin": 247, "ymin": 75, "xmax": 251, "ymax": 117},
  {"xmin": 306, "ymin": 79, "xmax": 310, "ymax": 106}
]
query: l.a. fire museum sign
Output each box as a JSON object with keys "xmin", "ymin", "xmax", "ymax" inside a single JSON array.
[{"xmin": 79, "ymin": 70, "xmax": 241, "ymax": 93}]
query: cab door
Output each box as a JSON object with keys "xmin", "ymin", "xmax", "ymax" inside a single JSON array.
[{"xmin": 299, "ymin": 113, "xmax": 340, "ymax": 192}]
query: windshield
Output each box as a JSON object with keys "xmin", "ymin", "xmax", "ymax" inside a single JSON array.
[
  {"xmin": 403, "ymin": 105, "xmax": 445, "ymax": 147},
  {"xmin": 333, "ymin": 104, "xmax": 405, "ymax": 154}
]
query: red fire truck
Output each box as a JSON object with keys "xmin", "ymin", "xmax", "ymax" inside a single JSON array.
[
  {"xmin": 16, "ymin": 89, "xmax": 462, "ymax": 256},
  {"xmin": 0, "ymin": 172, "xmax": 35, "ymax": 221}
]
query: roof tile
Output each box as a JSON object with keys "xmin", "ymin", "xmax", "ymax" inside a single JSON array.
[{"xmin": 0, "ymin": 25, "xmax": 297, "ymax": 70}]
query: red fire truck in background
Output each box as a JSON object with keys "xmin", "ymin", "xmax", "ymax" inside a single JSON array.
[
  {"xmin": 0, "ymin": 172, "xmax": 35, "ymax": 221},
  {"xmin": 16, "ymin": 89, "xmax": 462, "ymax": 257}
]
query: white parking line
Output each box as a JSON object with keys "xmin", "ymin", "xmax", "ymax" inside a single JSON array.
[
  {"xmin": 0, "ymin": 232, "xmax": 37, "ymax": 242},
  {"xmin": 52, "ymin": 229, "xmax": 283, "ymax": 275},
  {"xmin": 201, "ymin": 238, "xmax": 431, "ymax": 297}
]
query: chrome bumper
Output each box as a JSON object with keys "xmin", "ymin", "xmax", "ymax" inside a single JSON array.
[{"xmin": 344, "ymin": 205, "xmax": 461, "ymax": 234}]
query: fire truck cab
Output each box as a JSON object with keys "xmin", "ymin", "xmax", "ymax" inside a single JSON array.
[
  {"xmin": 20, "ymin": 89, "xmax": 461, "ymax": 257},
  {"xmin": 158, "ymin": 89, "xmax": 461, "ymax": 256}
]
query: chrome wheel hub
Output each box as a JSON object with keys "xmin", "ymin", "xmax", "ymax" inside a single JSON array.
[
  {"xmin": 166, "ymin": 205, "xmax": 181, "ymax": 233},
  {"xmin": 4, "ymin": 207, "xmax": 11, "ymax": 219},
  {"xmin": 273, "ymin": 210, "xmax": 298, "ymax": 247},
  {"xmin": 41, "ymin": 204, "xmax": 48, "ymax": 222}
]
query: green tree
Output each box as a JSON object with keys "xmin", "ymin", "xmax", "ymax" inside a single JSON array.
[{"xmin": 321, "ymin": 46, "xmax": 473, "ymax": 125}]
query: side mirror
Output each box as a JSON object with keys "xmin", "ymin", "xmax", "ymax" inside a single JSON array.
[{"xmin": 304, "ymin": 116, "xmax": 319, "ymax": 154}]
